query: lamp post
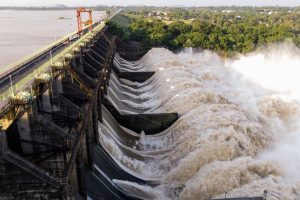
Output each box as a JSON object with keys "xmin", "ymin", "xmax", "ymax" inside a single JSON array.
[
  {"xmin": 263, "ymin": 190, "xmax": 268, "ymax": 200},
  {"xmin": 50, "ymin": 50, "xmax": 53, "ymax": 65},
  {"xmin": 9, "ymin": 75, "xmax": 13, "ymax": 97}
]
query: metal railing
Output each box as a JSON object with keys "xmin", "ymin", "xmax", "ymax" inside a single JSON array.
[
  {"xmin": 0, "ymin": 9, "xmax": 121, "ymax": 112},
  {"xmin": 64, "ymin": 64, "xmax": 94, "ymax": 96},
  {"xmin": 0, "ymin": 23, "xmax": 104, "ymax": 108},
  {"xmin": 4, "ymin": 150, "xmax": 61, "ymax": 188},
  {"xmin": 31, "ymin": 113, "xmax": 76, "ymax": 140}
]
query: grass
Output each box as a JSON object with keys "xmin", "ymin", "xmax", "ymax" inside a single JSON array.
[
  {"xmin": 161, "ymin": 19, "xmax": 193, "ymax": 25},
  {"xmin": 109, "ymin": 14, "xmax": 192, "ymax": 29},
  {"xmin": 58, "ymin": 17, "xmax": 71, "ymax": 20},
  {"xmin": 110, "ymin": 14, "xmax": 132, "ymax": 28}
]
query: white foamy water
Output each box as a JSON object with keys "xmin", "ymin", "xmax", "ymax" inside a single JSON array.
[{"xmin": 102, "ymin": 43, "xmax": 300, "ymax": 200}]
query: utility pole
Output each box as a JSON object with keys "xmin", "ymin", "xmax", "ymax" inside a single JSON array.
[{"xmin": 9, "ymin": 75, "xmax": 13, "ymax": 97}]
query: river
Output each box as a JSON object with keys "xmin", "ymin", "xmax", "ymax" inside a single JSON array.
[
  {"xmin": 105, "ymin": 44, "xmax": 300, "ymax": 200},
  {"xmin": 0, "ymin": 9, "xmax": 105, "ymax": 71}
]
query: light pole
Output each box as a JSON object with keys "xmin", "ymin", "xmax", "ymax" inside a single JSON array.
[
  {"xmin": 263, "ymin": 190, "xmax": 267, "ymax": 200},
  {"xmin": 9, "ymin": 75, "xmax": 14, "ymax": 97},
  {"xmin": 50, "ymin": 50, "xmax": 53, "ymax": 65}
]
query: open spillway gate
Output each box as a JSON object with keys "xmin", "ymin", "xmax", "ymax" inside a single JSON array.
[
  {"xmin": 0, "ymin": 21, "xmax": 265, "ymax": 200},
  {"xmin": 0, "ymin": 25, "xmax": 179, "ymax": 199}
]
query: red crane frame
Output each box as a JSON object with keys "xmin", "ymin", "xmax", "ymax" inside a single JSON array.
[{"xmin": 77, "ymin": 7, "xmax": 93, "ymax": 34}]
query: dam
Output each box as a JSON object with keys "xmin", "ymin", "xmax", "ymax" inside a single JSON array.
[
  {"xmin": 0, "ymin": 10, "xmax": 179, "ymax": 200},
  {"xmin": 0, "ymin": 9, "xmax": 270, "ymax": 200}
]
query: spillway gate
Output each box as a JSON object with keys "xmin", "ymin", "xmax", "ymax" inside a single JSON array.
[{"xmin": 0, "ymin": 15, "xmax": 180, "ymax": 199}]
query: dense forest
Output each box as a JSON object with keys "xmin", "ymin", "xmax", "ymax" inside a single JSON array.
[{"xmin": 107, "ymin": 7, "xmax": 300, "ymax": 56}]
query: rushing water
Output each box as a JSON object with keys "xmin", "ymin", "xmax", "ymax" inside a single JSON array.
[
  {"xmin": 0, "ymin": 10, "xmax": 105, "ymax": 70},
  {"xmin": 101, "ymin": 43, "xmax": 300, "ymax": 200}
]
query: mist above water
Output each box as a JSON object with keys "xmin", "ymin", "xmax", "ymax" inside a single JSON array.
[
  {"xmin": 102, "ymin": 43, "xmax": 300, "ymax": 200},
  {"xmin": 229, "ymin": 43, "xmax": 300, "ymax": 100}
]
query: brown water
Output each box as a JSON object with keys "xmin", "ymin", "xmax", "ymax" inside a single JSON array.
[
  {"xmin": 0, "ymin": 10, "xmax": 105, "ymax": 72},
  {"xmin": 103, "ymin": 46, "xmax": 300, "ymax": 200}
]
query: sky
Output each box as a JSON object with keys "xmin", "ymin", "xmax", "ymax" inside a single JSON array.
[{"xmin": 1, "ymin": 0, "xmax": 300, "ymax": 7}]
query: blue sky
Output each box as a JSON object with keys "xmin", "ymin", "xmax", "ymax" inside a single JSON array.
[{"xmin": 1, "ymin": 0, "xmax": 300, "ymax": 7}]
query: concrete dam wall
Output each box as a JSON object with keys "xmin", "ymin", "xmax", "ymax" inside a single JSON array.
[{"xmin": 0, "ymin": 29, "xmax": 179, "ymax": 199}]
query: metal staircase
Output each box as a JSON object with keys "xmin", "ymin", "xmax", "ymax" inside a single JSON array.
[
  {"xmin": 64, "ymin": 64, "xmax": 93, "ymax": 97},
  {"xmin": 31, "ymin": 113, "xmax": 76, "ymax": 140},
  {"xmin": 4, "ymin": 150, "xmax": 61, "ymax": 188}
]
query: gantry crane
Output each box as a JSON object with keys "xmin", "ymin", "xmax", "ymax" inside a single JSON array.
[{"xmin": 76, "ymin": 7, "xmax": 93, "ymax": 34}]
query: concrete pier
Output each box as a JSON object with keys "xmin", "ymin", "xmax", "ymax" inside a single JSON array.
[{"xmin": 0, "ymin": 17, "xmax": 179, "ymax": 199}]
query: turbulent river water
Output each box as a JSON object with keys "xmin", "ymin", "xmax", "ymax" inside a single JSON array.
[{"xmin": 102, "ymin": 43, "xmax": 300, "ymax": 200}]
